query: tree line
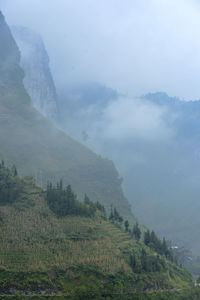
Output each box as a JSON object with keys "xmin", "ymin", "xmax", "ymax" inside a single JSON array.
[
  {"xmin": 109, "ymin": 206, "xmax": 141, "ymax": 240},
  {"xmin": 130, "ymin": 248, "xmax": 166, "ymax": 273},
  {"xmin": 0, "ymin": 160, "xmax": 22, "ymax": 205},
  {"xmin": 108, "ymin": 205, "xmax": 177, "ymax": 266},
  {"xmin": 144, "ymin": 229, "xmax": 175, "ymax": 262},
  {"xmin": 46, "ymin": 180, "xmax": 106, "ymax": 218}
]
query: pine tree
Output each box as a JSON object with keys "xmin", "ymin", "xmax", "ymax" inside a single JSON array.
[
  {"xmin": 141, "ymin": 248, "xmax": 147, "ymax": 271},
  {"xmin": 118, "ymin": 215, "xmax": 123, "ymax": 225},
  {"xmin": 124, "ymin": 220, "xmax": 129, "ymax": 232},
  {"xmin": 144, "ymin": 230, "xmax": 151, "ymax": 246},
  {"xmin": 84, "ymin": 194, "xmax": 91, "ymax": 205},
  {"xmin": 132, "ymin": 222, "xmax": 141, "ymax": 241},
  {"xmin": 109, "ymin": 205, "xmax": 114, "ymax": 222},
  {"xmin": 130, "ymin": 252, "xmax": 136, "ymax": 269},
  {"xmin": 11, "ymin": 164, "xmax": 18, "ymax": 177},
  {"xmin": 59, "ymin": 179, "xmax": 63, "ymax": 190}
]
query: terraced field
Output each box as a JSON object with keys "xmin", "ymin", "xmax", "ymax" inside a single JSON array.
[
  {"xmin": 0, "ymin": 186, "xmax": 134, "ymax": 273},
  {"xmin": 0, "ymin": 169, "xmax": 193, "ymax": 296}
]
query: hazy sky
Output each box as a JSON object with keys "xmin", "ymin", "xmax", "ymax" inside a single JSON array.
[{"xmin": 1, "ymin": 0, "xmax": 200, "ymax": 99}]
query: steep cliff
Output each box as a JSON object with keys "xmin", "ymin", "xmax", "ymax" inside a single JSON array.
[
  {"xmin": 0, "ymin": 11, "xmax": 134, "ymax": 222},
  {"xmin": 0, "ymin": 13, "xmax": 23, "ymax": 87},
  {"xmin": 11, "ymin": 26, "xmax": 58, "ymax": 120}
]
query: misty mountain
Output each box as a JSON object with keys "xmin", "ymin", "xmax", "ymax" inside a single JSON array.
[
  {"xmin": 59, "ymin": 82, "xmax": 118, "ymax": 111},
  {"xmin": 109, "ymin": 94, "xmax": 200, "ymax": 254},
  {"xmin": 56, "ymin": 85, "xmax": 200, "ymax": 254},
  {"xmin": 0, "ymin": 11, "xmax": 135, "ymax": 223},
  {"xmin": 11, "ymin": 26, "xmax": 58, "ymax": 121},
  {"xmin": 58, "ymin": 82, "xmax": 119, "ymax": 142},
  {"xmin": 144, "ymin": 92, "xmax": 200, "ymax": 140},
  {"xmin": 8, "ymin": 17, "xmax": 200, "ymax": 255}
]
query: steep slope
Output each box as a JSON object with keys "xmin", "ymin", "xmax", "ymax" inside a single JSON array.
[
  {"xmin": 0, "ymin": 11, "xmax": 133, "ymax": 222},
  {"xmin": 11, "ymin": 26, "xmax": 58, "ymax": 121},
  {"xmin": 0, "ymin": 164, "xmax": 193, "ymax": 297}
]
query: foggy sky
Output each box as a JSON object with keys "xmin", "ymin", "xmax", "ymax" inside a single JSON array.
[{"xmin": 1, "ymin": 0, "xmax": 200, "ymax": 99}]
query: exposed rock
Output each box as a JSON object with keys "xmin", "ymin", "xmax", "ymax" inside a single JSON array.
[{"xmin": 11, "ymin": 26, "xmax": 58, "ymax": 121}]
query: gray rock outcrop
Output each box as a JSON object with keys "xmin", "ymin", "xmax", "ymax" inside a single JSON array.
[{"xmin": 12, "ymin": 26, "xmax": 58, "ymax": 120}]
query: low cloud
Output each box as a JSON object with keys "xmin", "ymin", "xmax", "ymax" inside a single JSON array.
[{"xmin": 99, "ymin": 98, "xmax": 173, "ymax": 141}]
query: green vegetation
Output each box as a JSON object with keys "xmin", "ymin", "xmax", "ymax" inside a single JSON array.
[
  {"xmin": 0, "ymin": 269, "xmax": 197, "ymax": 299},
  {"xmin": 46, "ymin": 181, "xmax": 106, "ymax": 220},
  {"xmin": 46, "ymin": 181, "xmax": 100, "ymax": 217},
  {"xmin": 0, "ymin": 164, "xmax": 193, "ymax": 297},
  {"xmin": 129, "ymin": 248, "xmax": 166, "ymax": 273},
  {"xmin": 128, "ymin": 288, "xmax": 200, "ymax": 300},
  {"xmin": 144, "ymin": 230, "xmax": 174, "ymax": 262},
  {"xmin": 0, "ymin": 161, "xmax": 22, "ymax": 205},
  {"xmin": 109, "ymin": 206, "xmax": 123, "ymax": 225},
  {"xmin": 132, "ymin": 222, "xmax": 141, "ymax": 241}
]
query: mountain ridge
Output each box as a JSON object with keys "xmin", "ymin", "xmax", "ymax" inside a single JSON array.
[{"xmin": 0, "ymin": 11, "xmax": 134, "ymax": 222}]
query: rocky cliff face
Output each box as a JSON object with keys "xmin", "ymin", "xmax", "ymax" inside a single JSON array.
[
  {"xmin": 0, "ymin": 12, "xmax": 135, "ymax": 224},
  {"xmin": 0, "ymin": 12, "xmax": 24, "ymax": 88},
  {"xmin": 11, "ymin": 26, "xmax": 58, "ymax": 121}
]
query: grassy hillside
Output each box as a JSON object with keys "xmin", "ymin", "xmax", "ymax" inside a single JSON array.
[
  {"xmin": 0, "ymin": 11, "xmax": 134, "ymax": 223},
  {"xmin": 0, "ymin": 164, "xmax": 193, "ymax": 297}
]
